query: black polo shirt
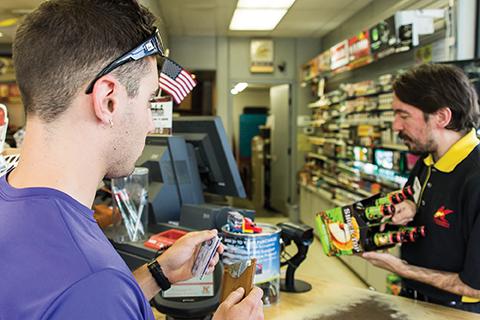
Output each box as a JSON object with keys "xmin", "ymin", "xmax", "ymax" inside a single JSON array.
[{"xmin": 401, "ymin": 129, "xmax": 480, "ymax": 303}]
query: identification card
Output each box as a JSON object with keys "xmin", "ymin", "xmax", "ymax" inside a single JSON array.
[{"xmin": 192, "ymin": 236, "xmax": 221, "ymax": 279}]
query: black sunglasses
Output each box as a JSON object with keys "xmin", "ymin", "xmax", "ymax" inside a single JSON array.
[{"xmin": 85, "ymin": 28, "xmax": 164, "ymax": 94}]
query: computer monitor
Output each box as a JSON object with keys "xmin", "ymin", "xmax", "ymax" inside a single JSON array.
[
  {"xmin": 173, "ymin": 116, "xmax": 246, "ymax": 198},
  {"xmin": 135, "ymin": 135, "xmax": 204, "ymax": 223}
]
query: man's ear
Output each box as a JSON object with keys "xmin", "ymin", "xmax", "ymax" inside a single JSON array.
[
  {"xmin": 90, "ymin": 75, "xmax": 122, "ymax": 126},
  {"xmin": 434, "ymin": 107, "xmax": 453, "ymax": 129}
]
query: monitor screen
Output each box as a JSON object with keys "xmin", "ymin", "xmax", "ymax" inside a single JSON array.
[
  {"xmin": 374, "ymin": 149, "xmax": 394, "ymax": 170},
  {"xmin": 173, "ymin": 116, "xmax": 246, "ymax": 198}
]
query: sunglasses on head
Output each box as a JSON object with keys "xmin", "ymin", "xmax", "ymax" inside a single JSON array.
[{"xmin": 85, "ymin": 28, "xmax": 164, "ymax": 94}]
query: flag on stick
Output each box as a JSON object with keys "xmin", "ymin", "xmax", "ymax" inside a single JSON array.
[{"xmin": 159, "ymin": 58, "xmax": 196, "ymax": 104}]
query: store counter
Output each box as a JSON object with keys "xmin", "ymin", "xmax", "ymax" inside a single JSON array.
[
  {"xmin": 263, "ymin": 275, "xmax": 479, "ymax": 320},
  {"xmin": 153, "ymin": 275, "xmax": 479, "ymax": 319}
]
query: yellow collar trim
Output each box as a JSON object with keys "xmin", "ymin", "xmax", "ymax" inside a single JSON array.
[{"xmin": 423, "ymin": 129, "xmax": 479, "ymax": 173}]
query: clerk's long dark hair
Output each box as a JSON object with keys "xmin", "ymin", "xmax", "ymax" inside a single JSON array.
[{"xmin": 393, "ymin": 64, "xmax": 480, "ymax": 132}]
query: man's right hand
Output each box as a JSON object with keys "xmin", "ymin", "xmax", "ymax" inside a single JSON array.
[
  {"xmin": 213, "ymin": 287, "xmax": 264, "ymax": 320},
  {"xmin": 392, "ymin": 199, "xmax": 416, "ymax": 225}
]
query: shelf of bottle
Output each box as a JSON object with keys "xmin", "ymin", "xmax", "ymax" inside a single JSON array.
[
  {"xmin": 316, "ymin": 173, "xmax": 374, "ymax": 198},
  {"xmin": 345, "ymin": 90, "xmax": 392, "ymax": 100},
  {"xmin": 343, "ymin": 143, "xmax": 408, "ymax": 152},
  {"xmin": 306, "ymin": 162, "xmax": 404, "ymax": 192},
  {"xmin": 309, "ymin": 117, "xmax": 395, "ymax": 131},
  {"xmin": 342, "ymin": 117, "xmax": 394, "ymax": 126},
  {"xmin": 360, "ymin": 173, "xmax": 401, "ymax": 190},
  {"xmin": 307, "ymin": 138, "xmax": 408, "ymax": 152},
  {"xmin": 0, "ymin": 73, "xmax": 16, "ymax": 83},
  {"xmin": 307, "ymin": 90, "xmax": 393, "ymax": 109},
  {"xmin": 307, "ymin": 137, "xmax": 347, "ymax": 146},
  {"xmin": 307, "ymin": 152, "xmax": 350, "ymax": 162},
  {"xmin": 311, "ymin": 120, "xmax": 326, "ymax": 127},
  {"xmin": 300, "ymin": 183, "xmax": 348, "ymax": 207},
  {"xmin": 344, "ymin": 108, "xmax": 393, "ymax": 115},
  {"xmin": 308, "ymin": 100, "xmax": 329, "ymax": 109}
]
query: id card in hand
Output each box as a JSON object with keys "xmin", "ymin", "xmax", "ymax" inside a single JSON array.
[{"xmin": 192, "ymin": 235, "xmax": 221, "ymax": 279}]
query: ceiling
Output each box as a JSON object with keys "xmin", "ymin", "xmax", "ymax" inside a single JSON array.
[{"xmin": 0, "ymin": 0, "xmax": 374, "ymax": 44}]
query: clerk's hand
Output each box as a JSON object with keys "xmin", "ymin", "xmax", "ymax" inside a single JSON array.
[
  {"xmin": 379, "ymin": 200, "xmax": 417, "ymax": 231},
  {"xmin": 213, "ymin": 287, "xmax": 264, "ymax": 320},
  {"xmin": 156, "ymin": 229, "xmax": 223, "ymax": 284},
  {"xmin": 392, "ymin": 200, "xmax": 416, "ymax": 225},
  {"xmin": 361, "ymin": 251, "xmax": 407, "ymax": 274}
]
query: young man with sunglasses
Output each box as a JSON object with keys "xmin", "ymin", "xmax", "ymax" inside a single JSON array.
[{"xmin": 0, "ymin": 1, "xmax": 263, "ymax": 319}]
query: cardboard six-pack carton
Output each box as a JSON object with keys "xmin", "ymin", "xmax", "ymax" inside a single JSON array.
[
  {"xmin": 316, "ymin": 194, "xmax": 380, "ymax": 256},
  {"xmin": 315, "ymin": 189, "xmax": 424, "ymax": 257}
]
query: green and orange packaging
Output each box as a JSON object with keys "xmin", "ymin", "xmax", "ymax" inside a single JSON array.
[
  {"xmin": 315, "ymin": 186, "xmax": 423, "ymax": 256},
  {"xmin": 315, "ymin": 194, "xmax": 379, "ymax": 256}
]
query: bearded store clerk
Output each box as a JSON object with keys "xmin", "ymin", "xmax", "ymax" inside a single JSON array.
[{"xmin": 362, "ymin": 64, "xmax": 480, "ymax": 314}]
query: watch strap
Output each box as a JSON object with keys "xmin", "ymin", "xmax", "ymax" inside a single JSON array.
[{"xmin": 147, "ymin": 259, "xmax": 171, "ymax": 291}]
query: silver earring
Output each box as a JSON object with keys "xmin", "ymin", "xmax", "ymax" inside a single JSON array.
[{"xmin": 108, "ymin": 119, "xmax": 113, "ymax": 128}]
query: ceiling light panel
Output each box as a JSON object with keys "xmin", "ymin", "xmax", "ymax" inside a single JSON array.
[{"xmin": 229, "ymin": 8, "xmax": 287, "ymax": 30}]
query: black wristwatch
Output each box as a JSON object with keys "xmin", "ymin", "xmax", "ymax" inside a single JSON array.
[{"xmin": 147, "ymin": 259, "xmax": 171, "ymax": 291}]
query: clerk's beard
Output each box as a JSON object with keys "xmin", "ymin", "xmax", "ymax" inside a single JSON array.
[{"xmin": 398, "ymin": 131, "xmax": 436, "ymax": 155}]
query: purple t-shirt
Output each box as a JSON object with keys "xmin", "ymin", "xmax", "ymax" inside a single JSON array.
[{"xmin": 0, "ymin": 174, "xmax": 154, "ymax": 320}]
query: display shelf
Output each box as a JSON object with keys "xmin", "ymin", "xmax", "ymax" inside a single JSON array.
[
  {"xmin": 307, "ymin": 137, "xmax": 345, "ymax": 145},
  {"xmin": 307, "ymin": 152, "xmax": 350, "ymax": 162},
  {"xmin": 301, "ymin": 183, "xmax": 348, "ymax": 208},
  {"xmin": 318, "ymin": 174, "xmax": 374, "ymax": 198},
  {"xmin": 0, "ymin": 73, "xmax": 16, "ymax": 83},
  {"xmin": 380, "ymin": 143, "xmax": 408, "ymax": 151},
  {"xmin": 308, "ymin": 99, "xmax": 329, "ymax": 109},
  {"xmin": 344, "ymin": 142, "xmax": 408, "ymax": 152},
  {"xmin": 345, "ymin": 89, "xmax": 391, "ymax": 100},
  {"xmin": 300, "ymin": 72, "xmax": 413, "ymax": 206}
]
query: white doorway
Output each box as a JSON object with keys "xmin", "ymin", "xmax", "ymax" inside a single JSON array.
[{"xmin": 230, "ymin": 82, "xmax": 292, "ymax": 215}]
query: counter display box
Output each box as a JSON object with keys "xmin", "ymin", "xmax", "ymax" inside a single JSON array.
[{"xmin": 315, "ymin": 187, "xmax": 425, "ymax": 256}]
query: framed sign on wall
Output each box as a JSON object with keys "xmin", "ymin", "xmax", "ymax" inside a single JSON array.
[{"xmin": 250, "ymin": 39, "xmax": 274, "ymax": 73}]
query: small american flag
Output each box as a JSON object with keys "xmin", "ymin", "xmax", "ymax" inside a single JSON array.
[{"xmin": 159, "ymin": 58, "xmax": 196, "ymax": 104}]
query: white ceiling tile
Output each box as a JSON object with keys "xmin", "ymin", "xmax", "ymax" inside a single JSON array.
[{"xmin": 182, "ymin": 9, "xmax": 216, "ymax": 36}]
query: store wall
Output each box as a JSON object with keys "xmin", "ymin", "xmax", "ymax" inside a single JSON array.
[
  {"xmin": 168, "ymin": 36, "xmax": 216, "ymax": 70},
  {"xmin": 228, "ymin": 38, "xmax": 296, "ymax": 81}
]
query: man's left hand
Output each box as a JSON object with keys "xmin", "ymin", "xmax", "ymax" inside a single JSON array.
[
  {"xmin": 156, "ymin": 229, "xmax": 224, "ymax": 284},
  {"xmin": 361, "ymin": 251, "xmax": 407, "ymax": 275}
]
